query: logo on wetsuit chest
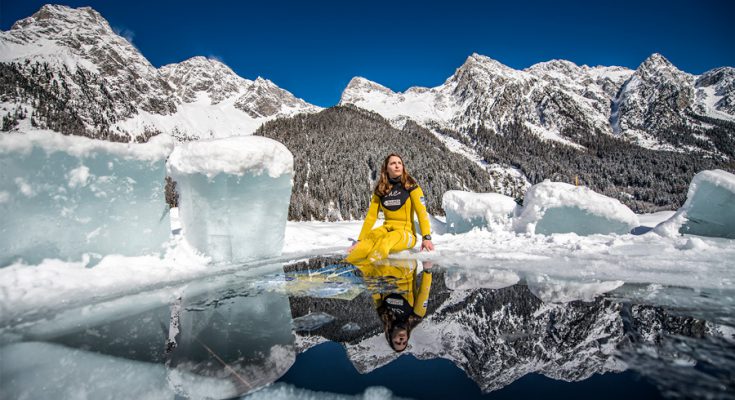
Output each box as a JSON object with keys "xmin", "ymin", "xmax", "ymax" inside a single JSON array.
[
  {"xmin": 386, "ymin": 297, "xmax": 404, "ymax": 306},
  {"xmin": 381, "ymin": 186, "xmax": 410, "ymax": 211}
]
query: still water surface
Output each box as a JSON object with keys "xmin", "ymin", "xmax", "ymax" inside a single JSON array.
[{"xmin": 1, "ymin": 256, "xmax": 733, "ymax": 399}]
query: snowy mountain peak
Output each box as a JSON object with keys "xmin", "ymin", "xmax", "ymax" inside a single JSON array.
[
  {"xmin": 526, "ymin": 59, "xmax": 583, "ymax": 76},
  {"xmin": 253, "ymin": 76, "xmax": 276, "ymax": 87},
  {"xmin": 455, "ymin": 53, "xmax": 523, "ymax": 79},
  {"xmin": 697, "ymin": 66, "xmax": 735, "ymax": 86},
  {"xmin": 612, "ymin": 53, "xmax": 703, "ymax": 144},
  {"xmin": 1, "ymin": 4, "xmax": 149, "ymax": 72},
  {"xmin": 641, "ymin": 53, "xmax": 674, "ymax": 69},
  {"xmin": 695, "ymin": 67, "xmax": 735, "ymax": 116},
  {"xmin": 160, "ymin": 56, "xmax": 247, "ymax": 104},
  {"xmin": 340, "ymin": 77, "xmax": 395, "ymax": 105},
  {"xmin": 11, "ymin": 4, "xmax": 107, "ymax": 33},
  {"xmin": 172, "ymin": 56, "xmax": 235, "ymax": 72},
  {"xmin": 635, "ymin": 53, "xmax": 691, "ymax": 83},
  {"xmin": 346, "ymin": 77, "xmax": 394, "ymax": 94}
]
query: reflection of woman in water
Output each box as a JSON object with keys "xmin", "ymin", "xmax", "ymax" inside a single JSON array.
[
  {"xmin": 356, "ymin": 259, "xmax": 433, "ymax": 352},
  {"xmin": 346, "ymin": 153, "xmax": 434, "ymax": 263}
]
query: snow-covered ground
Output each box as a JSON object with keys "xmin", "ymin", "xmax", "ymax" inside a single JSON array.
[{"xmin": 2, "ymin": 209, "xmax": 734, "ymax": 329}]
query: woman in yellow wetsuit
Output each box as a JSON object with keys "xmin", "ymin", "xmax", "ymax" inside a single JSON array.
[
  {"xmin": 345, "ymin": 153, "xmax": 434, "ymax": 263},
  {"xmin": 357, "ymin": 259, "xmax": 434, "ymax": 352}
]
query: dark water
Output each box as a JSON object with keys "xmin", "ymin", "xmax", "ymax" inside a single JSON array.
[{"xmin": 1, "ymin": 256, "xmax": 733, "ymax": 399}]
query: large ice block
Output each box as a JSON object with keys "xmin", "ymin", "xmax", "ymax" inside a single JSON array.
[
  {"xmin": 167, "ymin": 136, "xmax": 293, "ymax": 264},
  {"xmin": 442, "ymin": 190, "xmax": 519, "ymax": 233},
  {"xmin": 0, "ymin": 131, "xmax": 173, "ymax": 266},
  {"xmin": 513, "ymin": 180, "xmax": 639, "ymax": 235},
  {"xmin": 655, "ymin": 169, "xmax": 735, "ymax": 239}
]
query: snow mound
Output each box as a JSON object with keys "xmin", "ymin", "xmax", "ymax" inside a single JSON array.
[
  {"xmin": 655, "ymin": 169, "xmax": 735, "ymax": 239},
  {"xmin": 167, "ymin": 136, "xmax": 294, "ymax": 264},
  {"xmin": 442, "ymin": 190, "xmax": 519, "ymax": 233},
  {"xmin": 0, "ymin": 131, "xmax": 173, "ymax": 266},
  {"xmin": 513, "ymin": 181, "xmax": 639, "ymax": 235}
]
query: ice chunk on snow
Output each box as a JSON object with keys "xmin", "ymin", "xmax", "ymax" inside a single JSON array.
[
  {"xmin": 655, "ymin": 169, "xmax": 735, "ymax": 239},
  {"xmin": 513, "ymin": 181, "xmax": 639, "ymax": 235},
  {"xmin": 442, "ymin": 190, "xmax": 519, "ymax": 233},
  {"xmin": 0, "ymin": 131, "xmax": 173, "ymax": 266},
  {"xmin": 167, "ymin": 136, "xmax": 293, "ymax": 264}
]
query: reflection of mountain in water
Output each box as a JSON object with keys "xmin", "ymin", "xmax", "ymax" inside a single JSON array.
[{"xmin": 287, "ymin": 260, "xmax": 730, "ymax": 395}]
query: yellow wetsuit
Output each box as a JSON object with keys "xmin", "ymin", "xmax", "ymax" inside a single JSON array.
[
  {"xmin": 346, "ymin": 181, "xmax": 431, "ymax": 263},
  {"xmin": 355, "ymin": 259, "xmax": 433, "ymax": 318}
]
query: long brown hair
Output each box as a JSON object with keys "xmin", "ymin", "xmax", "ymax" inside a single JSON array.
[
  {"xmin": 374, "ymin": 153, "xmax": 417, "ymax": 197},
  {"xmin": 378, "ymin": 306, "xmax": 423, "ymax": 352}
]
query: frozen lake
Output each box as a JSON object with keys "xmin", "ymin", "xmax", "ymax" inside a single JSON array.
[{"xmin": 1, "ymin": 256, "xmax": 733, "ymax": 399}]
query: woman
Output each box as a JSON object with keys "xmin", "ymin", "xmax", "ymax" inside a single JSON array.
[
  {"xmin": 357, "ymin": 259, "xmax": 433, "ymax": 352},
  {"xmin": 346, "ymin": 153, "xmax": 434, "ymax": 264}
]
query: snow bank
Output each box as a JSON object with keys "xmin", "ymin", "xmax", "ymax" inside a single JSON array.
[
  {"xmin": 0, "ymin": 131, "xmax": 173, "ymax": 266},
  {"xmin": 513, "ymin": 181, "xmax": 639, "ymax": 235},
  {"xmin": 655, "ymin": 169, "xmax": 735, "ymax": 239},
  {"xmin": 442, "ymin": 190, "xmax": 519, "ymax": 233},
  {"xmin": 167, "ymin": 136, "xmax": 294, "ymax": 264}
]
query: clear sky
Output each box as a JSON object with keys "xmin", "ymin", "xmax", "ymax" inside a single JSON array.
[{"xmin": 2, "ymin": 0, "xmax": 734, "ymax": 107}]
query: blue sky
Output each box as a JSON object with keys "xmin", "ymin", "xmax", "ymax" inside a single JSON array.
[{"xmin": 2, "ymin": 0, "xmax": 734, "ymax": 107}]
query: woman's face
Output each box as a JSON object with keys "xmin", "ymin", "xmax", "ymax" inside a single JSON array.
[
  {"xmin": 391, "ymin": 328, "xmax": 408, "ymax": 351},
  {"xmin": 386, "ymin": 156, "xmax": 404, "ymax": 179}
]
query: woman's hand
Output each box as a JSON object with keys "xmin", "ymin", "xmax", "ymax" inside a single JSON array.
[{"xmin": 421, "ymin": 240, "xmax": 434, "ymax": 252}]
